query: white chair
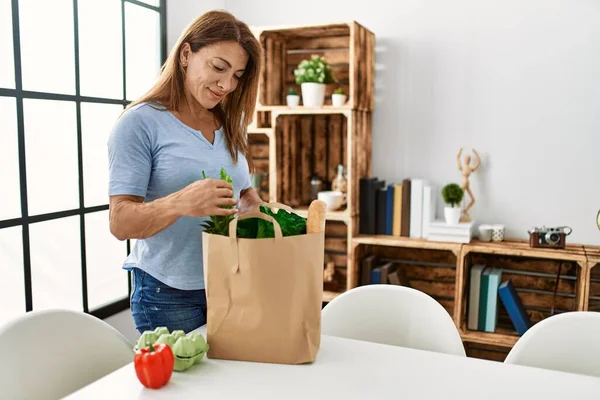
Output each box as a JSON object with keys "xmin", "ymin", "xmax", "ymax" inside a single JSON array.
[
  {"xmin": 504, "ymin": 311, "xmax": 600, "ymax": 377},
  {"xmin": 0, "ymin": 309, "xmax": 134, "ymax": 400},
  {"xmin": 321, "ymin": 284, "xmax": 466, "ymax": 357}
]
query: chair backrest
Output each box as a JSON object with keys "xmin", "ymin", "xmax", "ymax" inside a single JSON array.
[
  {"xmin": 0, "ymin": 309, "xmax": 134, "ymax": 400},
  {"xmin": 321, "ymin": 285, "xmax": 466, "ymax": 357},
  {"xmin": 504, "ymin": 311, "xmax": 600, "ymax": 377}
]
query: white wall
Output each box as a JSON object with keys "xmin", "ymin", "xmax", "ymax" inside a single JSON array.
[
  {"xmin": 167, "ymin": 0, "xmax": 226, "ymax": 52},
  {"xmin": 167, "ymin": 0, "xmax": 600, "ymax": 245}
]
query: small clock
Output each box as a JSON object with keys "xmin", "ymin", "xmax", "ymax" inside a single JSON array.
[{"xmin": 597, "ymin": 209, "xmax": 600, "ymax": 230}]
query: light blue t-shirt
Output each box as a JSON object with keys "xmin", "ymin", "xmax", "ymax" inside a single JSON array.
[{"xmin": 107, "ymin": 102, "xmax": 251, "ymax": 290}]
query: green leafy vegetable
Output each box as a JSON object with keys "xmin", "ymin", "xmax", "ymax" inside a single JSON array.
[
  {"xmin": 231, "ymin": 205, "xmax": 306, "ymax": 238},
  {"xmin": 254, "ymin": 205, "xmax": 306, "ymax": 238},
  {"xmin": 200, "ymin": 168, "xmax": 235, "ymax": 236},
  {"xmin": 201, "ymin": 168, "xmax": 307, "ymax": 238}
]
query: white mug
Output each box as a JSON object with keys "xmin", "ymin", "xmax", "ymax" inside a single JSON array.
[
  {"xmin": 318, "ymin": 191, "xmax": 346, "ymax": 211},
  {"xmin": 478, "ymin": 224, "xmax": 493, "ymax": 241},
  {"xmin": 492, "ymin": 224, "xmax": 505, "ymax": 241}
]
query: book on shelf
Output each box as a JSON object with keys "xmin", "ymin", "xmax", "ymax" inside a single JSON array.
[
  {"xmin": 359, "ymin": 177, "xmax": 384, "ymax": 235},
  {"xmin": 421, "ymin": 184, "xmax": 436, "ymax": 239},
  {"xmin": 478, "ymin": 268, "xmax": 491, "ymax": 331},
  {"xmin": 400, "ymin": 179, "xmax": 411, "ymax": 237},
  {"xmin": 498, "ymin": 280, "xmax": 533, "ymax": 335},
  {"xmin": 359, "ymin": 177, "xmax": 377, "ymax": 234},
  {"xmin": 370, "ymin": 262, "xmax": 397, "ymax": 284},
  {"xmin": 360, "ymin": 254, "xmax": 379, "ymax": 285},
  {"xmin": 427, "ymin": 220, "xmax": 474, "ymax": 243},
  {"xmin": 469, "ymin": 266, "xmax": 533, "ymax": 336},
  {"xmin": 468, "ymin": 264, "xmax": 486, "ymax": 330},
  {"xmin": 484, "ymin": 267, "xmax": 503, "ymax": 333},
  {"xmin": 359, "ymin": 176, "xmax": 413, "ymax": 238},
  {"xmin": 409, "ymin": 178, "xmax": 425, "ymax": 239},
  {"xmin": 428, "ymin": 220, "xmax": 474, "ymax": 235},
  {"xmin": 358, "ymin": 176, "xmax": 444, "ymax": 241},
  {"xmin": 359, "ymin": 254, "xmax": 411, "ymax": 286},
  {"xmin": 477, "ymin": 267, "xmax": 502, "ymax": 333},
  {"xmin": 385, "ymin": 184, "xmax": 395, "ymax": 235},
  {"xmin": 376, "ymin": 186, "xmax": 387, "ymax": 235},
  {"xmin": 392, "ymin": 184, "xmax": 403, "ymax": 236},
  {"xmin": 387, "ymin": 267, "xmax": 410, "ymax": 286}
]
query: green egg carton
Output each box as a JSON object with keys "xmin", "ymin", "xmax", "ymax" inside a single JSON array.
[{"xmin": 134, "ymin": 326, "xmax": 209, "ymax": 372}]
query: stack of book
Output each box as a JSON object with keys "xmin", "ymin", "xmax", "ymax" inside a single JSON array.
[
  {"xmin": 427, "ymin": 220, "xmax": 474, "ymax": 243},
  {"xmin": 468, "ymin": 264, "xmax": 533, "ymax": 335},
  {"xmin": 358, "ymin": 177, "xmax": 436, "ymax": 239}
]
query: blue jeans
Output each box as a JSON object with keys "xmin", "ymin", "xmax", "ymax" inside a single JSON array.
[{"xmin": 130, "ymin": 268, "xmax": 207, "ymax": 334}]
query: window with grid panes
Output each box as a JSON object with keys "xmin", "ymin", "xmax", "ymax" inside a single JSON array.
[{"xmin": 0, "ymin": 0, "xmax": 166, "ymax": 325}]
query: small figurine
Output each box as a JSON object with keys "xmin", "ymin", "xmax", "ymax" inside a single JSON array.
[
  {"xmin": 331, "ymin": 164, "xmax": 347, "ymax": 194},
  {"xmin": 323, "ymin": 261, "xmax": 335, "ymax": 283},
  {"xmin": 456, "ymin": 147, "xmax": 481, "ymax": 222}
]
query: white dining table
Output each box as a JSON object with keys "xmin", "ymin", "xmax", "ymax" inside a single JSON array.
[{"xmin": 65, "ymin": 326, "xmax": 600, "ymax": 399}]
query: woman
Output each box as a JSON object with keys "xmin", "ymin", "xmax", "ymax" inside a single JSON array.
[{"xmin": 107, "ymin": 10, "xmax": 264, "ymax": 334}]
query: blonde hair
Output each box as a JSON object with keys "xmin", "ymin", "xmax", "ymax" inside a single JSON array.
[{"xmin": 127, "ymin": 10, "xmax": 262, "ymax": 171}]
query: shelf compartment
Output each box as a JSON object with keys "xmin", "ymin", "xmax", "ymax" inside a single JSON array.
[
  {"xmin": 457, "ymin": 249, "xmax": 584, "ymax": 346},
  {"xmin": 272, "ymin": 111, "xmax": 370, "ymax": 216},
  {"xmin": 274, "ymin": 113, "xmax": 347, "ymax": 207},
  {"xmin": 254, "ymin": 21, "xmax": 375, "ymax": 111},
  {"xmin": 354, "ymin": 244, "xmax": 459, "ymax": 318}
]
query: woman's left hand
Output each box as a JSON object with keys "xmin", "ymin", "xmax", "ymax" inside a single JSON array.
[{"xmin": 237, "ymin": 187, "xmax": 264, "ymax": 214}]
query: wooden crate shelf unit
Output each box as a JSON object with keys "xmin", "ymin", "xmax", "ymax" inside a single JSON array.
[
  {"xmin": 351, "ymin": 236, "xmax": 596, "ymax": 362},
  {"xmin": 253, "ymin": 22, "xmax": 375, "ymax": 111},
  {"xmin": 249, "ymin": 21, "xmax": 375, "ymax": 304}
]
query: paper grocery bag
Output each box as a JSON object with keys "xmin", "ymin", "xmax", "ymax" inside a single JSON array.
[{"xmin": 202, "ymin": 204, "xmax": 325, "ymax": 364}]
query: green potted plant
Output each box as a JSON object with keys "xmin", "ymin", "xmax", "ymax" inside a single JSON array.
[
  {"xmin": 293, "ymin": 54, "xmax": 335, "ymax": 107},
  {"xmin": 441, "ymin": 183, "xmax": 464, "ymax": 225},
  {"xmin": 286, "ymin": 87, "xmax": 300, "ymax": 107},
  {"xmin": 332, "ymin": 87, "xmax": 347, "ymax": 107}
]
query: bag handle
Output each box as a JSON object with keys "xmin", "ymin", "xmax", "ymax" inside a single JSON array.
[
  {"xmin": 228, "ymin": 211, "xmax": 283, "ymax": 239},
  {"xmin": 260, "ymin": 202, "xmax": 294, "ymax": 213}
]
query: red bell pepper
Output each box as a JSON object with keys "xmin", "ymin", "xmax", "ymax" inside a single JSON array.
[{"xmin": 134, "ymin": 343, "xmax": 174, "ymax": 389}]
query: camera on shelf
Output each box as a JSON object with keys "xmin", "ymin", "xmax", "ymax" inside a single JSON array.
[{"xmin": 528, "ymin": 226, "xmax": 572, "ymax": 249}]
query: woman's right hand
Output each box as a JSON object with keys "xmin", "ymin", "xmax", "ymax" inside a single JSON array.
[{"xmin": 174, "ymin": 179, "xmax": 238, "ymax": 217}]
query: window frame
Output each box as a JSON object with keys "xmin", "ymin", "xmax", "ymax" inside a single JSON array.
[{"xmin": 0, "ymin": 0, "xmax": 167, "ymax": 320}]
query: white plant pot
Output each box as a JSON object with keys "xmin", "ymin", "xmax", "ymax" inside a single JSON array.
[
  {"xmin": 332, "ymin": 94, "xmax": 347, "ymax": 107},
  {"xmin": 444, "ymin": 206, "xmax": 462, "ymax": 225},
  {"xmin": 286, "ymin": 95, "xmax": 300, "ymax": 107},
  {"xmin": 301, "ymin": 83, "xmax": 326, "ymax": 107}
]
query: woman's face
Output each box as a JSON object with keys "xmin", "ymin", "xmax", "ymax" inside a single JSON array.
[{"xmin": 181, "ymin": 40, "xmax": 249, "ymax": 109}]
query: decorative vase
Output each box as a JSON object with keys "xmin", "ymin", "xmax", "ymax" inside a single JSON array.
[
  {"xmin": 444, "ymin": 206, "xmax": 462, "ymax": 225},
  {"xmin": 301, "ymin": 83, "xmax": 326, "ymax": 107},
  {"xmin": 286, "ymin": 95, "xmax": 300, "ymax": 107},
  {"xmin": 331, "ymin": 93, "xmax": 347, "ymax": 107}
]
